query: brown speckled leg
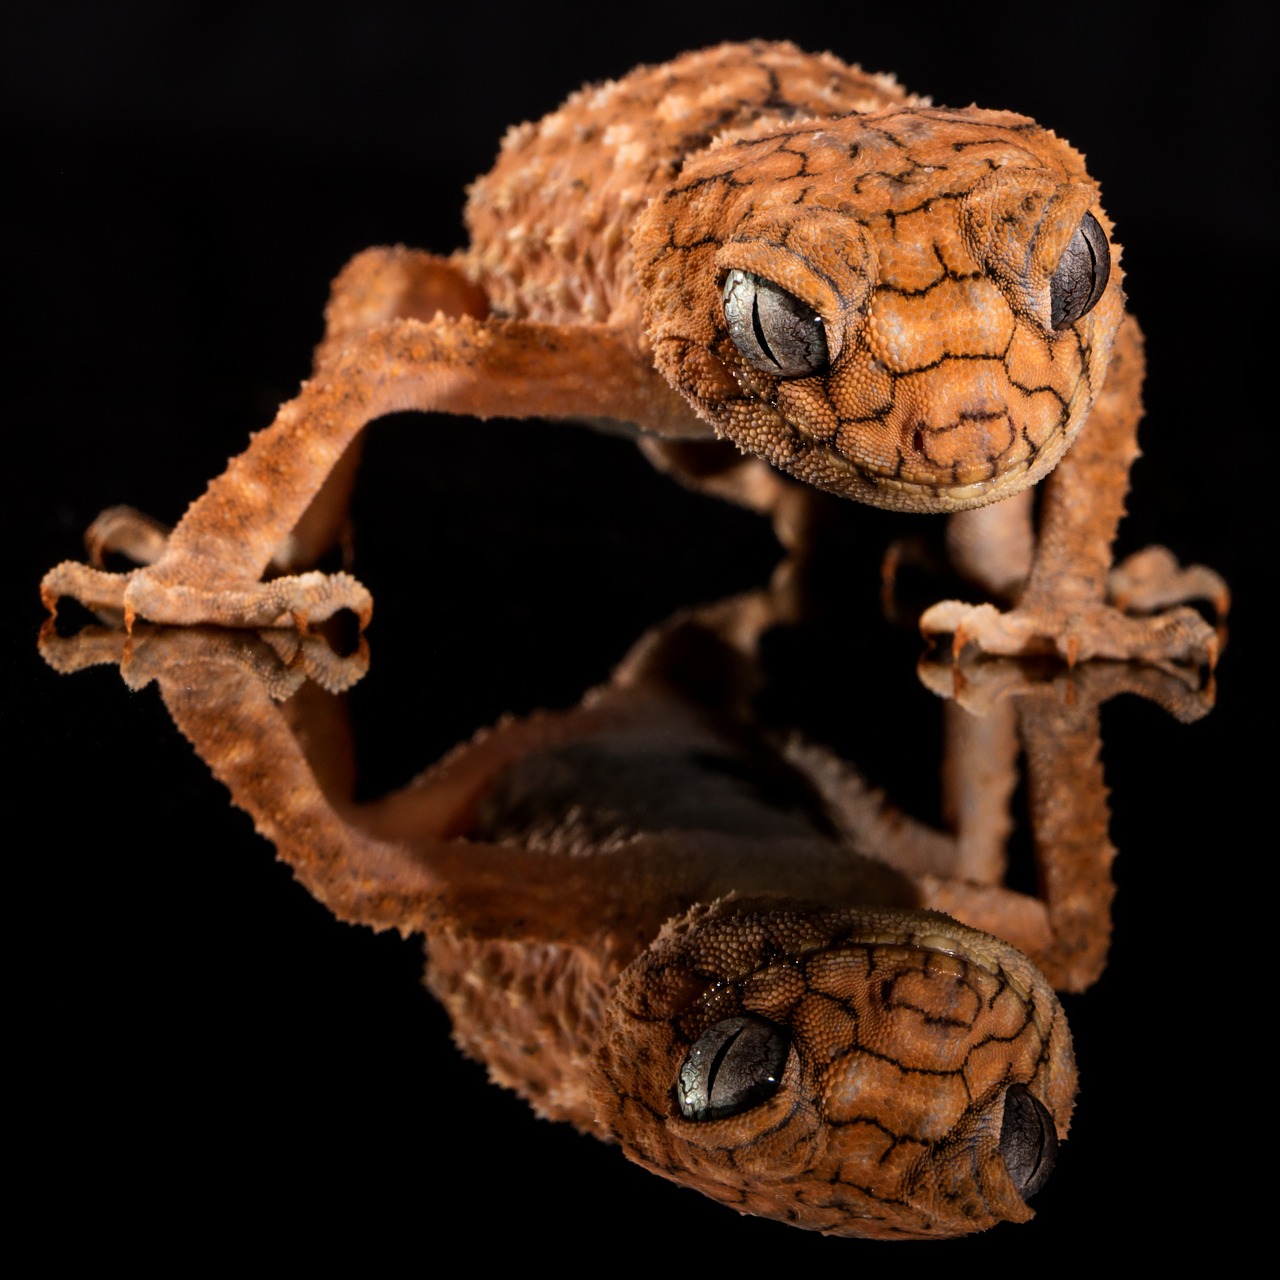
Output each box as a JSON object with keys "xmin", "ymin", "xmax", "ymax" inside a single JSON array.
[
  {"xmin": 280, "ymin": 249, "xmax": 492, "ymax": 569},
  {"xmin": 42, "ymin": 247, "xmax": 679, "ymax": 630},
  {"xmin": 943, "ymin": 490, "xmax": 1035, "ymax": 600},
  {"xmin": 917, "ymin": 654, "xmax": 1211, "ymax": 990},
  {"xmin": 47, "ymin": 249, "xmax": 490, "ymax": 619}
]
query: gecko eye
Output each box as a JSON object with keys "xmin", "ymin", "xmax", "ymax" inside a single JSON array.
[
  {"xmin": 1049, "ymin": 212, "xmax": 1110, "ymax": 329},
  {"xmin": 677, "ymin": 1015, "xmax": 789, "ymax": 1121},
  {"xmin": 722, "ymin": 269, "xmax": 829, "ymax": 376},
  {"xmin": 999, "ymin": 1084, "xmax": 1058, "ymax": 1200}
]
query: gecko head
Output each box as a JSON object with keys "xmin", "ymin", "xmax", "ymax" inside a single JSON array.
[
  {"xmin": 634, "ymin": 106, "xmax": 1125, "ymax": 513},
  {"xmin": 591, "ymin": 898, "xmax": 1075, "ymax": 1240}
]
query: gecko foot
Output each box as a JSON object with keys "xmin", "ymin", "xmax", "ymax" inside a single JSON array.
[
  {"xmin": 41, "ymin": 562, "xmax": 373, "ymax": 632},
  {"xmin": 918, "ymin": 599, "xmax": 1219, "ymax": 671},
  {"xmin": 916, "ymin": 648, "xmax": 1216, "ymax": 723},
  {"xmin": 38, "ymin": 620, "xmax": 369, "ymax": 698},
  {"xmin": 86, "ymin": 505, "xmax": 172, "ymax": 569},
  {"xmin": 1107, "ymin": 545, "xmax": 1230, "ymax": 617},
  {"xmin": 921, "ymin": 542, "xmax": 1226, "ymax": 671},
  {"xmin": 41, "ymin": 559, "xmax": 131, "ymax": 620}
]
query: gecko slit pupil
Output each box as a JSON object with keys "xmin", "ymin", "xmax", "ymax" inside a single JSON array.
[
  {"xmin": 751, "ymin": 293, "xmax": 778, "ymax": 367},
  {"xmin": 1049, "ymin": 211, "xmax": 1110, "ymax": 329},
  {"xmin": 723, "ymin": 269, "xmax": 829, "ymax": 377},
  {"xmin": 677, "ymin": 1015, "xmax": 789, "ymax": 1120}
]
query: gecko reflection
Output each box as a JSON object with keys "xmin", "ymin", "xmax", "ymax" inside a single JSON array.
[{"xmin": 39, "ymin": 591, "xmax": 1210, "ymax": 1240}]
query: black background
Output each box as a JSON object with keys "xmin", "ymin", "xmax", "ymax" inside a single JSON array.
[{"xmin": 9, "ymin": 2, "xmax": 1263, "ymax": 1261}]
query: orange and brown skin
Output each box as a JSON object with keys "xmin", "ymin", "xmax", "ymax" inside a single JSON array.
[
  {"xmin": 48, "ymin": 595, "xmax": 1089, "ymax": 1240},
  {"xmin": 594, "ymin": 900, "xmax": 1071, "ymax": 1239},
  {"xmin": 635, "ymin": 99, "xmax": 1117, "ymax": 510},
  {"xmin": 41, "ymin": 41, "xmax": 1221, "ymax": 663}
]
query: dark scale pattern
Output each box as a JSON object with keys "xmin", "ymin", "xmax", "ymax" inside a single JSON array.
[
  {"xmin": 40, "ymin": 39, "xmax": 1227, "ymax": 1243},
  {"xmin": 593, "ymin": 900, "xmax": 1074, "ymax": 1239},
  {"xmin": 634, "ymin": 94, "xmax": 1122, "ymax": 513}
]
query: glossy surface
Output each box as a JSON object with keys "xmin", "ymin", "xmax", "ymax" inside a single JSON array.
[{"xmin": 14, "ymin": 3, "xmax": 1262, "ymax": 1265}]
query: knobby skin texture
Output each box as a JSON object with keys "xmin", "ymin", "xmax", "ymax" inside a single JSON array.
[
  {"xmin": 53, "ymin": 593, "xmax": 1103, "ymax": 1240},
  {"xmin": 42, "ymin": 41, "xmax": 1222, "ymax": 669},
  {"xmin": 633, "ymin": 103, "xmax": 1122, "ymax": 509},
  {"xmin": 593, "ymin": 899, "xmax": 1073, "ymax": 1239},
  {"xmin": 38, "ymin": 43, "xmax": 1232, "ymax": 1232}
]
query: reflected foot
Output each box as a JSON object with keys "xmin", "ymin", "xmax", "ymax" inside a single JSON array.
[
  {"xmin": 38, "ymin": 619, "xmax": 369, "ymax": 695},
  {"xmin": 917, "ymin": 649, "xmax": 1216, "ymax": 723}
]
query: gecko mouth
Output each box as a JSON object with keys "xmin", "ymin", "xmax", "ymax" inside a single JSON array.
[
  {"xmin": 644, "ymin": 900, "xmax": 1067, "ymax": 1070},
  {"xmin": 706, "ymin": 364, "xmax": 1074, "ymax": 512},
  {"xmin": 733, "ymin": 344, "xmax": 1084, "ymax": 511},
  {"xmin": 821, "ymin": 390, "xmax": 1073, "ymax": 511},
  {"xmin": 858, "ymin": 457, "xmax": 1037, "ymax": 506},
  {"xmin": 767, "ymin": 429, "xmax": 1055, "ymax": 513}
]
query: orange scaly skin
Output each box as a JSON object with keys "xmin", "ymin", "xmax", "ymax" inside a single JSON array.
[
  {"xmin": 42, "ymin": 43, "xmax": 1220, "ymax": 653},
  {"xmin": 47, "ymin": 586, "xmax": 1111, "ymax": 1239}
]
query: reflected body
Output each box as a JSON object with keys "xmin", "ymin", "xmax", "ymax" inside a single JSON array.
[{"xmin": 41, "ymin": 583, "xmax": 1213, "ymax": 1238}]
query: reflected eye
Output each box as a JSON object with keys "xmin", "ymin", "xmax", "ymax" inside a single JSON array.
[
  {"xmin": 722, "ymin": 269, "xmax": 829, "ymax": 376},
  {"xmin": 677, "ymin": 1015, "xmax": 789, "ymax": 1121},
  {"xmin": 1049, "ymin": 211, "xmax": 1110, "ymax": 329},
  {"xmin": 999, "ymin": 1084, "xmax": 1058, "ymax": 1199}
]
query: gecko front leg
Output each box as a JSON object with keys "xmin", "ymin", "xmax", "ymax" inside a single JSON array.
[
  {"xmin": 921, "ymin": 318, "xmax": 1226, "ymax": 669},
  {"xmin": 41, "ymin": 248, "xmax": 689, "ymax": 631}
]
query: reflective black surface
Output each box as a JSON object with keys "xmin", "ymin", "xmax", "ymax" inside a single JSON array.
[{"xmin": 11, "ymin": 3, "xmax": 1262, "ymax": 1261}]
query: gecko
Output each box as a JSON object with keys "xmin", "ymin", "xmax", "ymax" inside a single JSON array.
[{"xmin": 41, "ymin": 40, "xmax": 1223, "ymax": 665}]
